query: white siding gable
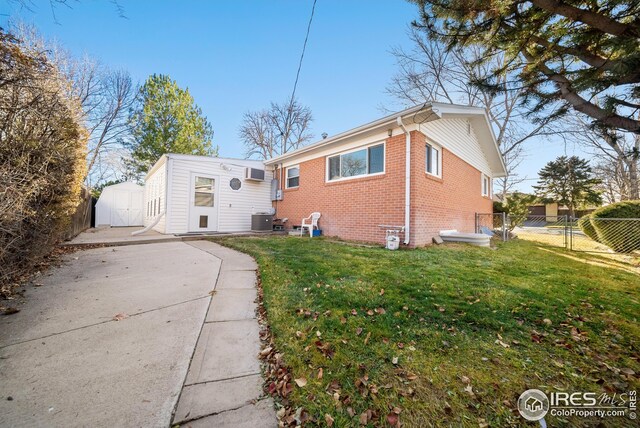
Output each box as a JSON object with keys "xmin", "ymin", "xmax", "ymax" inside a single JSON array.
[{"xmin": 420, "ymin": 118, "xmax": 493, "ymax": 177}]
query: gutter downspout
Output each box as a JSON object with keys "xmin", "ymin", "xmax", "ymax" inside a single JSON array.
[{"xmin": 397, "ymin": 117, "xmax": 410, "ymax": 245}]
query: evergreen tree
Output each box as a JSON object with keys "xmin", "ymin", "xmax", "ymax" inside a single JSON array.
[
  {"xmin": 534, "ymin": 156, "xmax": 602, "ymax": 217},
  {"xmin": 127, "ymin": 74, "xmax": 217, "ymax": 174},
  {"xmin": 409, "ymin": 1, "xmax": 640, "ymax": 134}
]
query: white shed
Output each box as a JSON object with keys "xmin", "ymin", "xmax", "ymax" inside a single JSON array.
[
  {"xmin": 144, "ymin": 154, "xmax": 273, "ymax": 234},
  {"xmin": 95, "ymin": 181, "xmax": 144, "ymax": 227}
]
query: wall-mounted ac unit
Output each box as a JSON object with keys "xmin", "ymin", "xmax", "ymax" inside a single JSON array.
[{"xmin": 245, "ymin": 167, "xmax": 265, "ymax": 181}]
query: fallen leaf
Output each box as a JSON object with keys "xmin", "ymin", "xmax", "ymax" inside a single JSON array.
[
  {"xmin": 392, "ymin": 357, "xmax": 399, "ymax": 365},
  {"xmin": 324, "ymin": 413, "xmax": 334, "ymax": 427},
  {"xmin": 461, "ymin": 375, "xmax": 471, "ymax": 384},
  {"xmin": 113, "ymin": 313, "xmax": 128, "ymax": 321},
  {"xmin": 543, "ymin": 318, "xmax": 552, "ymax": 326},
  {"xmin": 387, "ymin": 412, "xmax": 399, "ymax": 426},
  {"xmin": 464, "ymin": 384, "xmax": 475, "ymax": 397},
  {"xmin": 364, "ymin": 331, "xmax": 371, "ymax": 345},
  {"xmin": 367, "ymin": 309, "xmax": 374, "ymax": 316},
  {"xmin": 208, "ymin": 289, "xmax": 217, "ymax": 296},
  {"xmin": 620, "ymin": 368, "xmax": 635, "ymax": 376},
  {"xmin": 259, "ymin": 347, "xmax": 273, "ymax": 357},
  {"xmin": 375, "ymin": 307, "xmax": 386, "ymax": 315},
  {"xmin": 397, "ymin": 342, "xmax": 404, "ymax": 349},
  {"xmin": 495, "ymin": 339, "xmax": 510, "ymax": 348},
  {"xmin": 356, "ymin": 327, "xmax": 363, "ymax": 336},
  {"xmin": 340, "ymin": 317, "xmax": 347, "ymax": 324},
  {"xmin": 379, "ymin": 289, "xmax": 385, "ymax": 296},
  {"xmin": 317, "ymin": 367, "xmax": 324, "ymax": 379},
  {"xmin": 294, "ymin": 378, "xmax": 307, "ymax": 388},
  {"xmin": 359, "ymin": 411, "xmax": 369, "ymax": 425},
  {"xmin": 0, "ymin": 307, "xmax": 20, "ymax": 315},
  {"xmin": 351, "ymin": 309, "xmax": 358, "ymax": 316}
]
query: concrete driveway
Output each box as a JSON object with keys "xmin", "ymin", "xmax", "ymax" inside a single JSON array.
[{"xmin": 0, "ymin": 239, "xmax": 275, "ymax": 427}]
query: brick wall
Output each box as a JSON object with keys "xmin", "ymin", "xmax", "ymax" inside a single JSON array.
[
  {"xmin": 409, "ymin": 131, "xmax": 493, "ymax": 246},
  {"xmin": 273, "ymin": 130, "xmax": 492, "ymax": 247}
]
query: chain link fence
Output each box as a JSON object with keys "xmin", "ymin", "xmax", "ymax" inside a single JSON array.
[{"xmin": 475, "ymin": 213, "xmax": 640, "ymax": 256}]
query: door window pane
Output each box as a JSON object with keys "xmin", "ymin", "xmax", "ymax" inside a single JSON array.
[
  {"xmin": 368, "ymin": 144, "xmax": 384, "ymax": 174},
  {"xmin": 194, "ymin": 176, "xmax": 215, "ymax": 207}
]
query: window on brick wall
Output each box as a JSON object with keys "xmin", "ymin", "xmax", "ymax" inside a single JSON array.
[
  {"xmin": 286, "ymin": 166, "xmax": 300, "ymax": 188},
  {"xmin": 482, "ymin": 174, "xmax": 491, "ymax": 197},
  {"xmin": 327, "ymin": 143, "xmax": 385, "ymax": 181},
  {"xmin": 426, "ymin": 143, "xmax": 441, "ymax": 177}
]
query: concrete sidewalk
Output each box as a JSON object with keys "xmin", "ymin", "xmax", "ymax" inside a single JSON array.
[
  {"xmin": 171, "ymin": 241, "xmax": 275, "ymax": 427},
  {"xmin": 0, "ymin": 239, "xmax": 275, "ymax": 427}
]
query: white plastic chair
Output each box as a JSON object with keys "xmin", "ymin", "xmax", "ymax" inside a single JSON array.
[{"xmin": 300, "ymin": 212, "xmax": 321, "ymax": 237}]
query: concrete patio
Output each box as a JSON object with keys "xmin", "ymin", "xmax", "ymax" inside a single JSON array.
[{"xmin": 0, "ymin": 238, "xmax": 275, "ymax": 427}]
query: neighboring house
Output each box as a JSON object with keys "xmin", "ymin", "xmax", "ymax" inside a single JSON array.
[
  {"xmin": 265, "ymin": 103, "xmax": 507, "ymax": 247},
  {"xmin": 528, "ymin": 202, "xmax": 597, "ymax": 220},
  {"xmin": 144, "ymin": 154, "xmax": 273, "ymax": 234}
]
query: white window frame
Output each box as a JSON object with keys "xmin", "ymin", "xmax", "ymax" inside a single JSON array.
[
  {"xmin": 481, "ymin": 174, "xmax": 491, "ymax": 197},
  {"xmin": 325, "ymin": 141, "xmax": 385, "ymax": 183},
  {"xmin": 285, "ymin": 165, "xmax": 300, "ymax": 189},
  {"xmin": 425, "ymin": 141, "xmax": 442, "ymax": 178}
]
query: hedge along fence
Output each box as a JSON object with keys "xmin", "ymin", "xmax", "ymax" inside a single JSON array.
[
  {"xmin": 0, "ymin": 31, "xmax": 87, "ymax": 297},
  {"xmin": 577, "ymin": 214, "xmax": 600, "ymax": 243},
  {"xmin": 580, "ymin": 201, "xmax": 640, "ymax": 253}
]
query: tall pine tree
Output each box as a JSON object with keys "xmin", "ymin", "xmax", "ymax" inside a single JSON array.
[
  {"xmin": 127, "ymin": 74, "xmax": 217, "ymax": 174},
  {"xmin": 534, "ymin": 156, "xmax": 602, "ymax": 217}
]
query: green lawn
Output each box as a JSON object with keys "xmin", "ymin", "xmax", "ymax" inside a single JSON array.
[{"xmin": 215, "ymin": 237, "xmax": 639, "ymax": 427}]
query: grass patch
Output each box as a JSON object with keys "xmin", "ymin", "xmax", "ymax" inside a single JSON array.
[{"xmin": 215, "ymin": 236, "xmax": 639, "ymax": 427}]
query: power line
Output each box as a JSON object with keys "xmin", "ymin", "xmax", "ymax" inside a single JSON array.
[{"xmin": 289, "ymin": 0, "xmax": 317, "ymax": 104}]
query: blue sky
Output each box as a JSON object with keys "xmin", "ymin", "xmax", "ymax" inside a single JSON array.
[{"xmin": 1, "ymin": 0, "xmax": 589, "ymax": 191}]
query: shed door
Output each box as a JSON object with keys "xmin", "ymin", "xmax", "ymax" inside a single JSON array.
[
  {"xmin": 189, "ymin": 174, "xmax": 218, "ymax": 232},
  {"xmin": 111, "ymin": 189, "xmax": 144, "ymax": 227},
  {"xmin": 112, "ymin": 190, "xmax": 130, "ymax": 226}
]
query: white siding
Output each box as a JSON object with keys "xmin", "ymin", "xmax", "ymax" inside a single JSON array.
[
  {"xmin": 420, "ymin": 118, "xmax": 493, "ymax": 177},
  {"xmin": 166, "ymin": 157, "xmax": 273, "ymax": 234},
  {"xmin": 143, "ymin": 162, "xmax": 167, "ymax": 233}
]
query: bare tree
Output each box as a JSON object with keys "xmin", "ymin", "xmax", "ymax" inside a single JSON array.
[
  {"xmin": 387, "ymin": 29, "xmax": 559, "ymax": 195},
  {"xmin": 571, "ymin": 115, "xmax": 640, "ymax": 200},
  {"xmin": 239, "ymin": 98, "xmax": 313, "ymax": 160},
  {"xmin": 12, "ymin": 23, "xmax": 137, "ymax": 187}
]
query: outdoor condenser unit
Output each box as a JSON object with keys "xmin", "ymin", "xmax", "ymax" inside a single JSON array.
[{"xmin": 245, "ymin": 167, "xmax": 266, "ymax": 181}]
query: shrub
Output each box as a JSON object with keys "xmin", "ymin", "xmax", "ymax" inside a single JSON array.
[
  {"xmin": 0, "ymin": 31, "xmax": 87, "ymax": 297},
  {"xmin": 590, "ymin": 201, "xmax": 640, "ymax": 253},
  {"xmin": 577, "ymin": 214, "xmax": 600, "ymax": 242}
]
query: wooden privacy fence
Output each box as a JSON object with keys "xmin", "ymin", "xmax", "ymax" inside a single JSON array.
[{"xmin": 64, "ymin": 187, "xmax": 93, "ymax": 240}]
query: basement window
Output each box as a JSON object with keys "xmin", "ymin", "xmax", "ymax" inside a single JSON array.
[{"xmin": 327, "ymin": 143, "xmax": 384, "ymax": 181}]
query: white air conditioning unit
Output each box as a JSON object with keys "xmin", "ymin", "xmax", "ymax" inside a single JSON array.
[{"xmin": 245, "ymin": 167, "xmax": 265, "ymax": 181}]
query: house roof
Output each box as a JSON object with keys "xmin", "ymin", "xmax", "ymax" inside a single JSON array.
[
  {"xmin": 264, "ymin": 102, "xmax": 507, "ymax": 177},
  {"xmin": 145, "ymin": 154, "xmax": 265, "ymax": 179}
]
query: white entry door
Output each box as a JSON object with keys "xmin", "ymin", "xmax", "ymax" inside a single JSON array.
[
  {"xmin": 189, "ymin": 174, "xmax": 218, "ymax": 232},
  {"xmin": 111, "ymin": 189, "xmax": 144, "ymax": 227}
]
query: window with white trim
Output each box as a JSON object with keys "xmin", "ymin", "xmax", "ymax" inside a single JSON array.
[
  {"xmin": 327, "ymin": 143, "xmax": 384, "ymax": 181},
  {"xmin": 426, "ymin": 143, "xmax": 441, "ymax": 177},
  {"xmin": 286, "ymin": 166, "xmax": 300, "ymax": 188},
  {"xmin": 482, "ymin": 174, "xmax": 491, "ymax": 197}
]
